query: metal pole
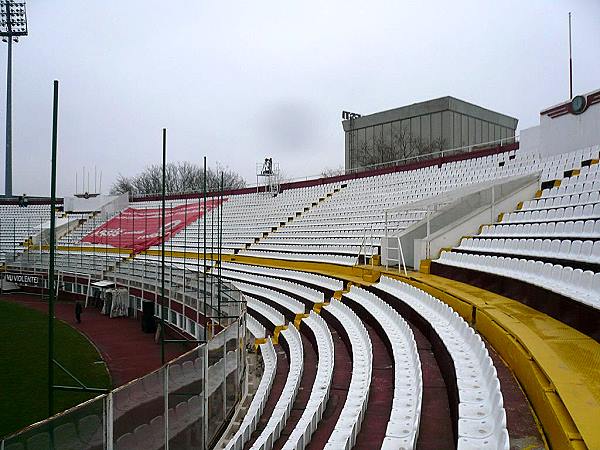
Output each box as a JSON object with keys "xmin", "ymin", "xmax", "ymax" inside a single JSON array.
[
  {"xmin": 218, "ymin": 172, "xmax": 223, "ymax": 324},
  {"xmin": 203, "ymin": 157, "xmax": 207, "ymax": 340},
  {"xmin": 196, "ymin": 191, "xmax": 200, "ymax": 333},
  {"xmin": 384, "ymin": 210, "xmax": 389, "ymax": 269},
  {"xmin": 48, "ymin": 80, "xmax": 59, "ymax": 418},
  {"xmin": 160, "ymin": 128, "xmax": 166, "ymax": 365},
  {"xmin": 5, "ymin": 21, "xmax": 12, "ymax": 197},
  {"xmin": 568, "ymin": 12, "xmax": 573, "ymax": 99},
  {"xmin": 183, "ymin": 198, "xmax": 187, "ymax": 316},
  {"xmin": 211, "ymin": 180, "xmax": 214, "ymax": 310}
]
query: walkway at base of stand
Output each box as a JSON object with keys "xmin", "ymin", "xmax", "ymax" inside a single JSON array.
[{"xmin": 2, "ymin": 293, "xmax": 191, "ymax": 387}]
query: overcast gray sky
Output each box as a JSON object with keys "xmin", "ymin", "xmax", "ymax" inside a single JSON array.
[{"xmin": 1, "ymin": 0, "xmax": 599, "ymax": 196}]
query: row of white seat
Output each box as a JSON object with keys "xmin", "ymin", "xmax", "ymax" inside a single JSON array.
[
  {"xmin": 376, "ymin": 276, "xmax": 509, "ymax": 449},
  {"xmin": 239, "ymin": 274, "xmax": 336, "ymax": 450},
  {"xmin": 260, "ymin": 236, "xmax": 372, "ymax": 247},
  {"xmin": 322, "ymin": 299, "xmax": 373, "ymax": 449},
  {"xmin": 480, "ymin": 220, "xmax": 600, "ymax": 238},
  {"xmin": 437, "ymin": 251, "xmax": 600, "ymax": 310},
  {"xmin": 249, "ymin": 242, "xmax": 379, "ymax": 256},
  {"xmin": 500, "ymin": 204, "xmax": 600, "ymax": 223},
  {"xmin": 521, "ymin": 191, "xmax": 599, "ymax": 211},
  {"xmin": 220, "ymin": 268, "xmax": 324, "ymax": 303},
  {"xmin": 345, "ymin": 286, "xmax": 423, "ymax": 449},
  {"xmin": 300, "ymin": 210, "xmax": 423, "ymax": 220},
  {"xmin": 247, "ymin": 313, "xmax": 267, "ymax": 339},
  {"xmin": 283, "ymin": 221, "xmax": 402, "ymax": 230},
  {"xmin": 246, "ymin": 295, "xmax": 286, "ymax": 327},
  {"xmin": 540, "ymin": 180, "xmax": 600, "ymax": 199},
  {"xmin": 246, "ymin": 304, "xmax": 304, "ymax": 450},
  {"xmin": 219, "ymin": 262, "xmax": 344, "ymax": 292},
  {"xmin": 229, "ymin": 280, "xmax": 306, "ymax": 315},
  {"xmin": 240, "ymin": 250, "xmax": 356, "ymax": 266},
  {"xmin": 457, "ymin": 237, "xmax": 600, "ymax": 265},
  {"xmin": 559, "ymin": 170, "xmax": 600, "ymax": 186},
  {"xmin": 282, "ymin": 311, "xmax": 334, "ymax": 450},
  {"xmin": 225, "ymin": 338, "xmax": 277, "ymax": 450}
]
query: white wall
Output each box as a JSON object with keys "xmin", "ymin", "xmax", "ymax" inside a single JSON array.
[
  {"xmin": 538, "ymin": 103, "xmax": 600, "ymax": 155},
  {"xmin": 519, "ymin": 124, "xmax": 541, "ymax": 154},
  {"xmin": 64, "ymin": 193, "xmax": 128, "ymax": 213},
  {"xmin": 520, "ymin": 91, "xmax": 600, "ymax": 156}
]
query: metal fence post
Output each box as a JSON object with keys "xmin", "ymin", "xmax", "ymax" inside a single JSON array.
[
  {"xmin": 106, "ymin": 392, "xmax": 114, "ymax": 450},
  {"xmin": 164, "ymin": 364, "xmax": 170, "ymax": 450}
]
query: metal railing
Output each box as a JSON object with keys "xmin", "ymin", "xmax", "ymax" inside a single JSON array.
[
  {"xmin": 0, "ymin": 319, "xmax": 245, "ymax": 450},
  {"xmin": 129, "ymin": 135, "xmax": 520, "ymax": 200},
  {"xmin": 355, "ymin": 225, "xmax": 376, "ymax": 267},
  {"xmin": 1, "ymin": 254, "xmax": 247, "ymax": 450},
  {"xmin": 384, "ymin": 236, "xmax": 408, "ymax": 276}
]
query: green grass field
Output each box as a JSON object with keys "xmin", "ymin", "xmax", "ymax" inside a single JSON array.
[{"xmin": 0, "ymin": 300, "xmax": 111, "ymax": 438}]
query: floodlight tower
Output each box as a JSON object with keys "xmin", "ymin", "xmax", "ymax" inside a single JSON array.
[{"xmin": 0, "ymin": 1, "xmax": 27, "ymax": 197}]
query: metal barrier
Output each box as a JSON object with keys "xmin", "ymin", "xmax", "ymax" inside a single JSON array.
[
  {"xmin": 1, "ymin": 250, "xmax": 247, "ymax": 450},
  {"xmin": 0, "ymin": 318, "xmax": 245, "ymax": 450}
]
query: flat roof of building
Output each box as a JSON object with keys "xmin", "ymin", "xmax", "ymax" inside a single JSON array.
[{"xmin": 342, "ymin": 96, "xmax": 518, "ymax": 131}]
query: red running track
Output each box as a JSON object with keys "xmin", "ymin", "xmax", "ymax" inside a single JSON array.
[{"xmin": 3, "ymin": 293, "xmax": 190, "ymax": 387}]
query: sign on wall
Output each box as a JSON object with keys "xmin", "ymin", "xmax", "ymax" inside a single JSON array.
[
  {"xmin": 2, "ymin": 272, "xmax": 42, "ymax": 286},
  {"xmin": 81, "ymin": 200, "xmax": 225, "ymax": 253}
]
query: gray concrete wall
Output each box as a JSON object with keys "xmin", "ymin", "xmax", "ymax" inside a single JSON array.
[
  {"xmin": 381, "ymin": 173, "xmax": 540, "ymax": 269},
  {"xmin": 344, "ymin": 96, "xmax": 518, "ymax": 172}
]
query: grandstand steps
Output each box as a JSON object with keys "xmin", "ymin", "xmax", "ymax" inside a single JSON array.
[
  {"xmin": 271, "ymin": 332, "xmax": 318, "ymax": 450},
  {"xmin": 336, "ymin": 296, "xmax": 395, "ymax": 448},
  {"xmin": 303, "ymin": 314, "xmax": 351, "ymax": 448},
  {"xmin": 353, "ymin": 319, "xmax": 393, "ymax": 448},
  {"xmin": 322, "ymin": 289, "xmax": 456, "ymax": 449},
  {"xmin": 452, "ymin": 247, "xmax": 600, "ymax": 275},
  {"xmin": 430, "ymin": 260, "xmax": 600, "ymax": 341},
  {"xmin": 384, "ymin": 270, "xmax": 597, "ymax": 450},
  {"xmin": 410, "ymin": 324, "xmax": 455, "ymax": 449},
  {"xmin": 241, "ymin": 331, "xmax": 290, "ymax": 448}
]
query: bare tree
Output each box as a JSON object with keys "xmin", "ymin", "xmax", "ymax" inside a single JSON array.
[
  {"xmin": 321, "ymin": 166, "xmax": 345, "ymax": 177},
  {"xmin": 111, "ymin": 174, "xmax": 136, "ymax": 195},
  {"xmin": 355, "ymin": 128, "xmax": 448, "ymax": 170},
  {"xmin": 393, "ymin": 127, "xmax": 415, "ymax": 160},
  {"xmin": 111, "ymin": 161, "xmax": 246, "ymax": 195}
]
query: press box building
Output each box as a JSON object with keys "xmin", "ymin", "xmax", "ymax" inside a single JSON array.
[{"xmin": 343, "ymin": 96, "xmax": 518, "ymax": 172}]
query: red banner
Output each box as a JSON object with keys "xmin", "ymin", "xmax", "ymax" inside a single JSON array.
[{"xmin": 81, "ymin": 200, "xmax": 225, "ymax": 253}]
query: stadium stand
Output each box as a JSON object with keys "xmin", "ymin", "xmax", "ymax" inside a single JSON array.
[
  {"xmin": 0, "ymin": 203, "xmax": 51, "ymax": 263},
  {"xmin": 246, "ymin": 295, "xmax": 304, "ymax": 450},
  {"xmin": 375, "ymin": 277, "xmax": 508, "ymax": 449},
  {"xmin": 4, "ymin": 141, "xmax": 600, "ymax": 450},
  {"xmin": 431, "ymin": 146, "xmax": 600, "ymax": 341},
  {"xmin": 223, "ymin": 336, "xmax": 277, "ymax": 450},
  {"xmin": 321, "ymin": 299, "xmax": 372, "ymax": 449},
  {"xmin": 343, "ymin": 286, "xmax": 422, "ymax": 449}
]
